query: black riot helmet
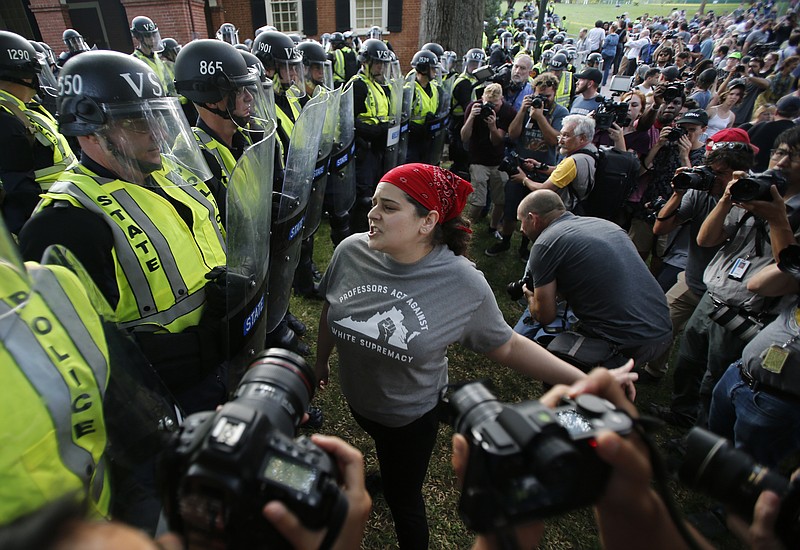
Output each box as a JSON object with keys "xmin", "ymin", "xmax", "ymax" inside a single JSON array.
[
  {"xmin": 130, "ymin": 16, "xmax": 163, "ymax": 53},
  {"xmin": 62, "ymin": 29, "xmax": 89, "ymax": 54},
  {"xmin": 421, "ymin": 42, "xmax": 444, "ymax": 61},
  {"xmin": 0, "ymin": 31, "xmax": 41, "ymax": 90},
  {"xmin": 329, "ymin": 32, "xmax": 345, "ymax": 47},
  {"xmin": 55, "ymin": 50, "xmax": 209, "ymax": 185},
  {"xmin": 297, "ymin": 41, "xmax": 333, "ymax": 90},
  {"xmin": 252, "ymin": 31, "xmax": 306, "ymax": 97},
  {"xmin": 411, "ymin": 49, "xmax": 439, "ymax": 77},
  {"xmin": 357, "ymin": 38, "xmax": 392, "ymax": 64},
  {"xmin": 216, "ymin": 22, "xmax": 239, "ymax": 45},
  {"xmin": 500, "ymin": 31, "xmax": 513, "ymax": 50},
  {"xmin": 553, "ymin": 33, "xmax": 565, "ymax": 44},
  {"xmin": 540, "ymin": 49, "xmax": 555, "ymax": 66},
  {"xmin": 547, "ymin": 29, "xmax": 557, "ymax": 40},
  {"xmin": 549, "ymin": 52, "xmax": 568, "ymax": 71},
  {"xmin": 586, "ymin": 52, "xmax": 603, "ymax": 67},
  {"xmin": 161, "ymin": 38, "xmax": 181, "ymax": 61},
  {"xmin": 463, "ymin": 48, "xmax": 486, "ymax": 74}
]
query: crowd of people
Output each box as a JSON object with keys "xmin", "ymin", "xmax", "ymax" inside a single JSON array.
[{"xmin": 1, "ymin": 1, "xmax": 800, "ymax": 548}]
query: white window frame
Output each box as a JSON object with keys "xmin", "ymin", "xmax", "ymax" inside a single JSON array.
[
  {"xmin": 350, "ymin": 0, "xmax": 389, "ymax": 35},
  {"xmin": 265, "ymin": 0, "xmax": 303, "ymax": 34}
]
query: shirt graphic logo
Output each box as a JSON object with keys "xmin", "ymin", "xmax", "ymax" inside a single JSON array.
[{"xmin": 334, "ymin": 306, "xmax": 419, "ymax": 350}]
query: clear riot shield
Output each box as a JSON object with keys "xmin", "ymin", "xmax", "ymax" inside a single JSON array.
[
  {"xmin": 224, "ymin": 130, "xmax": 276, "ymax": 384},
  {"xmin": 396, "ymin": 72, "xmax": 414, "ymax": 168},
  {"xmin": 382, "ymin": 60, "xmax": 404, "ymax": 172},
  {"xmin": 428, "ymin": 75, "xmax": 455, "ymax": 166},
  {"xmin": 326, "ymin": 82, "xmax": 356, "ymax": 216},
  {"xmin": 266, "ymin": 91, "xmax": 328, "ymax": 331},
  {"xmin": 302, "ymin": 86, "xmax": 341, "ymax": 239}
]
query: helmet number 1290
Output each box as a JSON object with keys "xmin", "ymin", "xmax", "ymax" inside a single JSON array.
[{"xmin": 7, "ymin": 49, "xmax": 31, "ymax": 61}]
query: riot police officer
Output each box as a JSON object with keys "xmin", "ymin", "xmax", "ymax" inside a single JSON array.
[
  {"xmin": 130, "ymin": 16, "xmax": 175, "ymax": 97},
  {"xmin": 548, "ymin": 52, "xmax": 574, "ymax": 108},
  {"xmin": 406, "ymin": 49, "xmax": 440, "ymax": 164},
  {"xmin": 216, "ymin": 22, "xmax": 239, "ymax": 45},
  {"xmin": 0, "ymin": 31, "xmax": 77, "ymax": 235},
  {"xmin": 19, "ymin": 51, "xmax": 229, "ymax": 415},
  {"xmin": 489, "ymin": 31, "xmax": 514, "ymax": 67},
  {"xmin": 449, "ymin": 48, "xmax": 486, "ymax": 179},
  {"xmin": 298, "ymin": 40, "xmax": 334, "ymax": 96},
  {"xmin": 349, "ymin": 38, "xmax": 393, "ymax": 233},
  {"xmin": 329, "ymin": 31, "xmax": 358, "ymax": 87},
  {"xmin": 57, "ymin": 29, "xmax": 89, "ymax": 68}
]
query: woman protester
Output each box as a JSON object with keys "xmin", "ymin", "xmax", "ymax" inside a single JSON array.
[
  {"xmin": 706, "ymin": 80, "xmax": 744, "ymax": 134},
  {"xmin": 314, "ymin": 163, "xmax": 636, "ymax": 549}
]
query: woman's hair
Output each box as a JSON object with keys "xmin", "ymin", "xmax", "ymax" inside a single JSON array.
[
  {"xmin": 693, "ymin": 59, "xmax": 714, "ymax": 76},
  {"xmin": 405, "ymin": 194, "xmax": 472, "ymax": 257},
  {"xmin": 620, "ymin": 90, "xmax": 646, "ymax": 119},
  {"xmin": 719, "ymin": 83, "xmax": 744, "ymax": 103},
  {"xmin": 750, "ymin": 103, "xmax": 776, "ymax": 123}
]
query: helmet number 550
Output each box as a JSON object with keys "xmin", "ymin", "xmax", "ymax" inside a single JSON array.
[{"xmin": 58, "ymin": 74, "xmax": 83, "ymax": 95}]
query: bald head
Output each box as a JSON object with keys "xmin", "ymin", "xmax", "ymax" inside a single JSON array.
[{"xmin": 518, "ymin": 190, "xmax": 566, "ymax": 224}]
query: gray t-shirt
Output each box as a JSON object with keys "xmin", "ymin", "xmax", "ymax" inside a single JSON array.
[
  {"xmin": 742, "ymin": 299, "xmax": 800, "ymax": 396},
  {"xmin": 529, "ymin": 213, "xmax": 671, "ymax": 346},
  {"xmin": 703, "ymin": 194, "xmax": 800, "ymax": 313},
  {"xmin": 319, "ymin": 233, "xmax": 513, "ymax": 427},
  {"xmin": 569, "ymin": 95, "xmax": 601, "ymax": 116},
  {"xmin": 676, "ymin": 189, "xmax": 723, "ymax": 296}
]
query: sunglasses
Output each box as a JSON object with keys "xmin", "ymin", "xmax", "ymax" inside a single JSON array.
[{"xmin": 709, "ymin": 141, "xmax": 751, "ymax": 152}]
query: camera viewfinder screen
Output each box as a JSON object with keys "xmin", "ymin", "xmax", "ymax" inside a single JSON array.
[
  {"xmin": 556, "ymin": 410, "xmax": 593, "ymax": 436},
  {"xmin": 263, "ymin": 456, "xmax": 317, "ymax": 494}
]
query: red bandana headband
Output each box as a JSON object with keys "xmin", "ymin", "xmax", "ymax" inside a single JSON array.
[{"xmin": 381, "ymin": 163, "xmax": 473, "ymax": 223}]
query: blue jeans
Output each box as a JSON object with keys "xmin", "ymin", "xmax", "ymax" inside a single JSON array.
[
  {"xmin": 602, "ymin": 54, "xmax": 616, "ymax": 86},
  {"xmin": 709, "ymin": 363, "xmax": 800, "ymax": 467}
]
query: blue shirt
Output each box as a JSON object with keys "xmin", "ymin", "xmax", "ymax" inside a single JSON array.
[{"xmin": 505, "ymin": 82, "xmax": 533, "ymax": 112}]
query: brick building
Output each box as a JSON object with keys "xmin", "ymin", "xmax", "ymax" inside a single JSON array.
[{"xmin": 3, "ymin": 0, "xmax": 423, "ymax": 67}]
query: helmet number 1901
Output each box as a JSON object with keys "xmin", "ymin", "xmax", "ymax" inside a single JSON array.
[{"xmin": 199, "ymin": 60, "xmax": 224, "ymax": 75}]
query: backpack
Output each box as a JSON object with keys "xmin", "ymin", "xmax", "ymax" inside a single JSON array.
[{"xmin": 569, "ymin": 146, "xmax": 640, "ymax": 221}]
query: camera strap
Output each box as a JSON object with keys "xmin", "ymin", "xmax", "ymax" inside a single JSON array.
[{"xmin": 318, "ymin": 491, "xmax": 349, "ymax": 550}]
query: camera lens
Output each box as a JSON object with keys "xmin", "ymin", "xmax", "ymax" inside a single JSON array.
[
  {"xmin": 448, "ymin": 382, "xmax": 503, "ymax": 435},
  {"xmin": 234, "ymin": 348, "xmax": 317, "ymax": 436},
  {"xmin": 679, "ymin": 428, "xmax": 788, "ymax": 522}
]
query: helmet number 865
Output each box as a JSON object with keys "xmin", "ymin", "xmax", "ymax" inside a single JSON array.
[{"xmin": 199, "ymin": 60, "xmax": 224, "ymax": 75}]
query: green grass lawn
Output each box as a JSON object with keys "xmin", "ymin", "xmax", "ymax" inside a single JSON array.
[{"xmin": 293, "ymin": 219, "xmax": 744, "ymax": 549}]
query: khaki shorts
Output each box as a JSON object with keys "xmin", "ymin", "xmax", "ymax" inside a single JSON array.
[{"xmin": 468, "ymin": 164, "xmax": 507, "ymax": 208}]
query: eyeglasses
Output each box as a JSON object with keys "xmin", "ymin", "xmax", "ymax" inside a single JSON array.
[
  {"xmin": 771, "ymin": 149, "xmax": 800, "ymax": 162},
  {"xmin": 710, "ymin": 141, "xmax": 751, "ymax": 152}
]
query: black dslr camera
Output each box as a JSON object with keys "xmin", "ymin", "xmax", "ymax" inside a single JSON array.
[
  {"xmin": 498, "ymin": 150, "xmax": 522, "ymax": 177},
  {"xmin": 440, "ymin": 381, "xmax": 633, "ymax": 533},
  {"xmin": 162, "ymin": 349, "xmax": 346, "ymax": 550},
  {"xmin": 529, "ymin": 94, "xmax": 551, "ymax": 114},
  {"xmin": 594, "ymin": 97, "xmax": 631, "ymax": 130},
  {"xmin": 666, "ymin": 126, "xmax": 687, "ymax": 142},
  {"xmin": 672, "ymin": 166, "xmax": 716, "ymax": 191},
  {"xmin": 645, "ymin": 196, "xmax": 669, "ymax": 223},
  {"xmin": 729, "ymin": 169, "xmax": 787, "ymax": 202},
  {"xmin": 479, "ymin": 102, "xmax": 496, "ymax": 121},
  {"xmin": 506, "ymin": 271, "xmax": 534, "ymax": 301},
  {"xmin": 680, "ymin": 428, "xmax": 800, "ymax": 549},
  {"xmin": 662, "ymin": 81, "xmax": 685, "ymax": 102}
]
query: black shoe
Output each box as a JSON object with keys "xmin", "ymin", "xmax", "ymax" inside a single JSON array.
[
  {"xmin": 648, "ymin": 404, "xmax": 694, "ymax": 428},
  {"xmin": 305, "ymin": 405, "xmax": 324, "ymax": 429},
  {"xmin": 296, "ymin": 282, "xmax": 325, "ymax": 301},
  {"xmin": 285, "ymin": 312, "xmax": 307, "ymax": 337},
  {"xmin": 485, "ymin": 241, "xmax": 511, "ymax": 257},
  {"xmin": 266, "ymin": 323, "xmax": 311, "ymax": 356}
]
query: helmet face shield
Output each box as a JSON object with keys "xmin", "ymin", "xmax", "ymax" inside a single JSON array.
[
  {"xmin": 441, "ymin": 52, "xmax": 456, "ymax": 73},
  {"xmin": 34, "ymin": 51, "xmax": 58, "ymax": 98},
  {"xmin": 368, "ymin": 27, "xmax": 382, "ymax": 40},
  {"xmin": 225, "ymin": 71, "xmax": 275, "ymax": 135},
  {"xmin": 502, "ymin": 36, "xmax": 513, "ymax": 49},
  {"xmin": 368, "ymin": 58, "xmax": 391, "ymax": 84},
  {"xmin": 137, "ymin": 29, "xmax": 164, "ymax": 53},
  {"xmin": 66, "ymin": 35, "xmax": 90, "ymax": 53},
  {"xmin": 305, "ymin": 60, "xmax": 333, "ymax": 92},
  {"xmin": 525, "ymin": 37, "xmax": 536, "ymax": 51},
  {"xmin": 216, "ymin": 25, "xmax": 239, "ymax": 45},
  {"xmin": 276, "ymin": 58, "xmax": 306, "ymax": 99},
  {"xmin": 97, "ymin": 97, "xmax": 211, "ymax": 186}
]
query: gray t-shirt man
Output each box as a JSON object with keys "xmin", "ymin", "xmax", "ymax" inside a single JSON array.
[
  {"xmin": 529, "ymin": 213, "xmax": 672, "ymax": 347},
  {"xmin": 677, "ymin": 189, "xmax": 724, "ymax": 296}
]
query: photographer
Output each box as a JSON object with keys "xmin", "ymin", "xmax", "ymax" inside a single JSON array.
[
  {"xmin": 517, "ymin": 190, "xmax": 672, "ymax": 366},
  {"xmin": 653, "ymin": 126, "xmax": 800, "ymax": 429},
  {"xmin": 461, "ymin": 83, "xmax": 516, "ymax": 228},
  {"xmin": 517, "ymin": 115, "xmax": 597, "ymax": 213},
  {"xmin": 504, "ymin": 55, "xmax": 534, "ymax": 111},
  {"xmin": 644, "ymin": 131, "xmax": 755, "ymax": 384},
  {"xmin": 487, "ymin": 74, "xmax": 567, "ymax": 258}
]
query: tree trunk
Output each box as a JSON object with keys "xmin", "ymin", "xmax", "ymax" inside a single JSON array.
[{"xmin": 419, "ymin": 0, "xmax": 485, "ymax": 59}]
